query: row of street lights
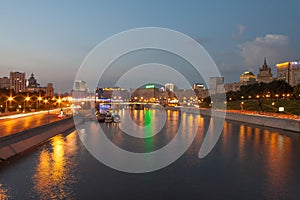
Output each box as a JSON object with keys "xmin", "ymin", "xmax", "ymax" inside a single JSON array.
[{"xmin": 1, "ymin": 96, "xmax": 68, "ymax": 113}]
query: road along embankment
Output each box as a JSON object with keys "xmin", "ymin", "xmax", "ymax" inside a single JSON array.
[
  {"xmin": 0, "ymin": 116, "xmax": 76, "ymax": 161},
  {"xmin": 166, "ymin": 106, "xmax": 300, "ymax": 132}
]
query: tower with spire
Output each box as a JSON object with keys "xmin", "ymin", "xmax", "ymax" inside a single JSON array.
[{"xmin": 257, "ymin": 58, "xmax": 273, "ymax": 83}]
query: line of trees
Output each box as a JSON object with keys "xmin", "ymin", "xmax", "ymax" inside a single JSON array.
[{"xmin": 226, "ymin": 80, "xmax": 298, "ymax": 101}]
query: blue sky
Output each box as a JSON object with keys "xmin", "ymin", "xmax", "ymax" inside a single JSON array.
[{"xmin": 1, "ymin": 0, "xmax": 300, "ymax": 92}]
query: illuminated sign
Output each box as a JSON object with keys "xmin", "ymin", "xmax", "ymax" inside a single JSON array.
[{"xmin": 146, "ymin": 84, "xmax": 155, "ymax": 89}]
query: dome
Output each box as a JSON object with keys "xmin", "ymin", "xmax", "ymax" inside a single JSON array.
[
  {"xmin": 241, "ymin": 71, "xmax": 255, "ymax": 76},
  {"xmin": 240, "ymin": 71, "xmax": 256, "ymax": 83}
]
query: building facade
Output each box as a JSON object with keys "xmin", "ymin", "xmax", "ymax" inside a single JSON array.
[
  {"xmin": 257, "ymin": 58, "xmax": 273, "ymax": 83},
  {"xmin": 45, "ymin": 83, "xmax": 54, "ymax": 98},
  {"xmin": 209, "ymin": 77, "xmax": 224, "ymax": 95},
  {"xmin": 240, "ymin": 71, "xmax": 256, "ymax": 83},
  {"xmin": 72, "ymin": 80, "xmax": 89, "ymax": 99},
  {"xmin": 10, "ymin": 72, "xmax": 26, "ymax": 93},
  {"xmin": 26, "ymin": 73, "xmax": 42, "ymax": 93},
  {"xmin": 277, "ymin": 61, "xmax": 300, "ymax": 86},
  {"xmin": 0, "ymin": 77, "xmax": 10, "ymax": 90},
  {"xmin": 164, "ymin": 83, "xmax": 174, "ymax": 92}
]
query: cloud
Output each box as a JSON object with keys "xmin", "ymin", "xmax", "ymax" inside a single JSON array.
[
  {"xmin": 238, "ymin": 34, "xmax": 292, "ymax": 71},
  {"xmin": 232, "ymin": 24, "xmax": 246, "ymax": 39}
]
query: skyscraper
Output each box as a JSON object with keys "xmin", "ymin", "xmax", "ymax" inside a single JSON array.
[
  {"xmin": 164, "ymin": 83, "xmax": 174, "ymax": 92},
  {"xmin": 277, "ymin": 61, "xmax": 300, "ymax": 86},
  {"xmin": 10, "ymin": 72, "xmax": 26, "ymax": 93},
  {"xmin": 257, "ymin": 58, "xmax": 273, "ymax": 83}
]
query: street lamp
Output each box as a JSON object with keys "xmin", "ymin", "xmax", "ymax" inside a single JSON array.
[
  {"xmin": 24, "ymin": 96, "xmax": 30, "ymax": 112},
  {"xmin": 44, "ymin": 99, "xmax": 49, "ymax": 114},
  {"xmin": 57, "ymin": 98, "xmax": 62, "ymax": 108},
  {"xmin": 6, "ymin": 97, "xmax": 13, "ymax": 113},
  {"xmin": 37, "ymin": 96, "xmax": 42, "ymax": 110}
]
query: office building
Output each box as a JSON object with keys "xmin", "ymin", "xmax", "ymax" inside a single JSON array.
[
  {"xmin": 10, "ymin": 71, "xmax": 26, "ymax": 93},
  {"xmin": 277, "ymin": 61, "xmax": 300, "ymax": 86}
]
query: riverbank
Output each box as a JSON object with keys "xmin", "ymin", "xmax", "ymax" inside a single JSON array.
[
  {"xmin": 0, "ymin": 116, "xmax": 76, "ymax": 161},
  {"xmin": 166, "ymin": 106, "xmax": 300, "ymax": 133}
]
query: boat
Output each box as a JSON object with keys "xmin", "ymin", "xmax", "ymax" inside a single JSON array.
[
  {"xmin": 105, "ymin": 112, "xmax": 113, "ymax": 123},
  {"xmin": 112, "ymin": 113, "xmax": 121, "ymax": 123},
  {"xmin": 96, "ymin": 112, "xmax": 106, "ymax": 122}
]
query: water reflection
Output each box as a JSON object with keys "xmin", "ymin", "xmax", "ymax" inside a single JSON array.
[
  {"xmin": 222, "ymin": 121, "xmax": 296, "ymax": 199},
  {"xmin": 1, "ymin": 110, "xmax": 300, "ymax": 199},
  {"xmin": 264, "ymin": 131, "xmax": 292, "ymax": 199},
  {"xmin": 32, "ymin": 133, "xmax": 78, "ymax": 200},
  {"xmin": 0, "ymin": 182, "xmax": 9, "ymax": 200},
  {"xmin": 144, "ymin": 109, "xmax": 154, "ymax": 152}
]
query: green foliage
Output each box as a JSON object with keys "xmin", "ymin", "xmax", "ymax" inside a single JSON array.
[{"xmin": 227, "ymin": 80, "xmax": 294, "ymax": 100}]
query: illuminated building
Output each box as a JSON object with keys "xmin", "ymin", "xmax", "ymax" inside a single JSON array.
[
  {"xmin": 25, "ymin": 73, "xmax": 54, "ymax": 96},
  {"xmin": 165, "ymin": 83, "xmax": 174, "ymax": 92},
  {"xmin": 131, "ymin": 86, "xmax": 160, "ymax": 102},
  {"xmin": 277, "ymin": 61, "xmax": 300, "ymax": 86},
  {"xmin": 10, "ymin": 71, "xmax": 26, "ymax": 93},
  {"xmin": 26, "ymin": 73, "xmax": 41, "ymax": 93},
  {"xmin": 193, "ymin": 83, "xmax": 205, "ymax": 90},
  {"xmin": 240, "ymin": 71, "xmax": 256, "ymax": 83},
  {"xmin": 45, "ymin": 83, "xmax": 54, "ymax": 98},
  {"xmin": 257, "ymin": 58, "xmax": 273, "ymax": 83},
  {"xmin": 100, "ymin": 87, "xmax": 129, "ymax": 101}
]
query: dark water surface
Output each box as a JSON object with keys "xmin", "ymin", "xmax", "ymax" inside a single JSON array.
[{"xmin": 0, "ymin": 110, "xmax": 300, "ymax": 199}]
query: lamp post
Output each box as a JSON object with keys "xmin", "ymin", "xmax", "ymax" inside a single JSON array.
[
  {"xmin": 57, "ymin": 98, "xmax": 62, "ymax": 108},
  {"xmin": 37, "ymin": 96, "xmax": 42, "ymax": 110},
  {"xmin": 5, "ymin": 97, "xmax": 13, "ymax": 113},
  {"xmin": 44, "ymin": 99, "xmax": 49, "ymax": 114},
  {"xmin": 24, "ymin": 96, "xmax": 30, "ymax": 112}
]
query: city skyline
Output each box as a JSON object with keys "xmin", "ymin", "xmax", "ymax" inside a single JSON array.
[{"xmin": 1, "ymin": 1, "xmax": 300, "ymax": 92}]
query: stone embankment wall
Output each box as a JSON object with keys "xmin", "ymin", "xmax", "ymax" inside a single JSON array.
[
  {"xmin": 0, "ymin": 117, "xmax": 76, "ymax": 161},
  {"xmin": 166, "ymin": 106, "xmax": 300, "ymax": 132}
]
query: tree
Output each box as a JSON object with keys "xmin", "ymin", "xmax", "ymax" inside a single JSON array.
[{"xmin": 293, "ymin": 84, "xmax": 300, "ymax": 99}]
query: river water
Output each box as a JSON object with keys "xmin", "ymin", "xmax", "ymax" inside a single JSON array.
[{"xmin": 0, "ymin": 109, "xmax": 300, "ymax": 199}]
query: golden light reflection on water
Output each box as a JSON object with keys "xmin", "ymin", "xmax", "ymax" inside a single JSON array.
[
  {"xmin": 0, "ymin": 182, "xmax": 9, "ymax": 200},
  {"xmin": 234, "ymin": 123, "xmax": 294, "ymax": 198},
  {"xmin": 32, "ymin": 133, "xmax": 77, "ymax": 200},
  {"xmin": 238, "ymin": 124, "xmax": 246, "ymax": 160},
  {"xmin": 264, "ymin": 131, "xmax": 292, "ymax": 198}
]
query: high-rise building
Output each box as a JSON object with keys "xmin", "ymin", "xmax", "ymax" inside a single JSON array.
[
  {"xmin": 0, "ymin": 77, "xmax": 10, "ymax": 90},
  {"xmin": 277, "ymin": 61, "xmax": 300, "ymax": 86},
  {"xmin": 257, "ymin": 58, "xmax": 273, "ymax": 83},
  {"xmin": 72, "ymin": 80, "xmax": 89, "ymax": 99},
  {"xmin": 10, "ymin": 71, "xmax": 26, "ymax": 93},
  {"xmin": 74, "ymin": 80, "xmax": 88, "ymax": 92},
  {"xmin": 209, "ymin": 77, "xmax": 224, "ymax": 95},
  {"xmin": 165, "ymin": 83, "xmax": 174, "ymax": 92}
]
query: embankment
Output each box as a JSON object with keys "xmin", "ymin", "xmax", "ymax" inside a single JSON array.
[
  {"xmin": 0, "ymin": 116, "xmax": 76, "ymax": 161},
  {"xmin": 166, "ymin": 106, "xmax": 300, "ymax": 132}
]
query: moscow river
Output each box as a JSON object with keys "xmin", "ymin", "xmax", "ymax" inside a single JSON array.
[{"xmin": 0, "ymin": 109, "xmax": 300, "ymax": 199}]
